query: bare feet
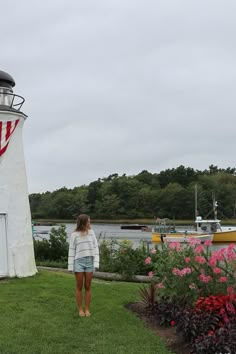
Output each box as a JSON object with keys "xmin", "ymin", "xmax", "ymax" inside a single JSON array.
[
  {"xmin": 79, "ymin": 310, "xmax": 85, "ymax": 317},
  {"xmin": 85, "ymin": 310, "xmax": 91, "ymax": 317}
]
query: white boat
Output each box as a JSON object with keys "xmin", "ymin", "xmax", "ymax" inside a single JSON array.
[
  {"xmin": 195, "ymin": 216, "xmax": 236, "ymax": 243},
  {"xmin": 163, "ymin": 233, "xmax": 213, "ymax": 244},
  {"xmin": 152, "ymin": 186, "xmax": 236, "ymax": 243}
]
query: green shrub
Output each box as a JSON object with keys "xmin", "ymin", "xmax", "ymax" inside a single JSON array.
[
  {"xmin": 99, "ymin": 239, "xmax": 157, "ymax": 278},
  {"xmin": 34, "ymin": 239, "xmax": 51, "ymax": 261},
  {"xmin": 36, "ymin": 260, "xmax": 68, "ymax": 269},
  {"xmin": 34, "ymin": 224, "xmax": 68, "ymax": 262}
]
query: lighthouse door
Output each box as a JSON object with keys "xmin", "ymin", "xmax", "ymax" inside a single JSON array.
[{"xmin": 0, "ymin": 214, "xmax": 8, "ymax": 277}]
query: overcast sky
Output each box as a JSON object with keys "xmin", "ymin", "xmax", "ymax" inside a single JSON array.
[{"xmin": 1, "ymin": 1, "xmax": 236, "ymax": 193}]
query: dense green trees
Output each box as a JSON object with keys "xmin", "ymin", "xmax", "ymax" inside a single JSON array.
[{"xmin": 29, "ymin": 165, "xmax": 236, "ymax": 220}]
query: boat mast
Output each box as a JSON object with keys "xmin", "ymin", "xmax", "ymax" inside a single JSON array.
[
  {"xmin": 195, "ymin": 184, "xmax": 198, "ymax": 219},
  {"xmin": 213, "ymin": 193, "xmax": 218, "ymax": 220}
]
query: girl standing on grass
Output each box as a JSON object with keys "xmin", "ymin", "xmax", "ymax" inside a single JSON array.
[{"xmin": 68, "ymin": 214, "xmax": 99, "ymax": 317}]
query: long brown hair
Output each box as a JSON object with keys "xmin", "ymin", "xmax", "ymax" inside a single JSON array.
[{"xmin": 75, "ymin": 214, "xmax": 91, "ymax": 233}]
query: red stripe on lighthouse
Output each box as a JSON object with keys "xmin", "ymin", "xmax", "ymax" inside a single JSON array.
[
  {"xmin": 0, "ymin": 122, "xmax": 2, "ymax": 150},
  {"xmin": 6, "ymin": 121, "xmax": 12, "ymax": 140},
  {"xmin": 0, "ymin": 119, "xmax": 19, "ymax": 157}
]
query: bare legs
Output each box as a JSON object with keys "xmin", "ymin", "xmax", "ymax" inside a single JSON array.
[
  {"xmin": 84, "ymin": 272, "xmax": 93, "ymax": 316},
  {"xmin": 75, "ymin": 272, "xmax": 93, "ymax": 316},
  {"xmin": 75, "ymin": 272, "xmax": 84, "ymax": 316}
]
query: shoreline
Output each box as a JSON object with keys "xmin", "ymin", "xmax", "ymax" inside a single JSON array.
[{"xmin": 33, "ymin": 218, "xmax": 236, "ymax": 226}]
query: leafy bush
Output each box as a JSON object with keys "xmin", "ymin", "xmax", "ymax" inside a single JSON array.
[
  {"xmin": 36, "ymin": 260, "xmax": 67, "ymax": 269},
  {"xmin": 34, "ymin": 224, "xmax": 68, "ymax": 262},
  {"xmin": 176, "ymin": 308, "xmax": 221, "ymax": 343},
  {"xmin": 34, "ymin": 239, "xmax": 51, "ymax": 261},
  {"xmin": 139, "ymin": 283, "xmax": 157, "ymax": 307},
  {"xmin": 195, "ymin": 293, "xmax": 236, "ymax": 323},
  {"xmin": 99, "ymin": 240, "xmax": 158, "ymax": 278},
  {"xmin": 150, "ymin": 296, "xmax": 188, "ymax": 327},
  {"xmin": 139, "ymin": 288, "xmax": 189, "ymax": 327},
  {"xmin": 148, "ymin": 241, "xmax": 236, "ymax": 303},
  {"xmin": 140, "ymin": 241, "xmax": 236, "ymax": 353},
  {"xmin": 177, "ymin": 309, "xmax": 236, "ymax": 354},
  {"xmin": 191, "ymin": 320, "xmax": 236, "ymax": 354},
  {"xmin": 98, "ymin": 240, "xmax": 115, "ymax": 272},
  {"xmin": 48, "ymin": 225, "xmax": 68, "ymax": 261}
]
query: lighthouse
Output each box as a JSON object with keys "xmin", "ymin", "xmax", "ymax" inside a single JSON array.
[{"xmin": 0, "ymin": 70, "xmax": 37, "ymax": 278}]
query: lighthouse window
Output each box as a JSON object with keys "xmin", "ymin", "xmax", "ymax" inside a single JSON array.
[{"xmin": 0, "ymin": 88, "xmax": 12, "ymax": 106}]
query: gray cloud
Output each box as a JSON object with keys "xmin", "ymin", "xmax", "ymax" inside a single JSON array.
[{"xmin": 1, "ymin": 0, "xmax": 236, "ymax": 192}]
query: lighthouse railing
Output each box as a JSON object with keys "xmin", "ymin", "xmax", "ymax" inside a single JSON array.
[{"xmin": 0, "ymin": 92, "xmax": 25, "ymax": 111}]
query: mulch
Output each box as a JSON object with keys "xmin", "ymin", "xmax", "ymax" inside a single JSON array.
[{"xmin": 126, "ymin": 302, "xmax": 191, "ymax": 354}]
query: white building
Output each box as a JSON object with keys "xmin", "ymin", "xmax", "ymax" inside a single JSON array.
[{"xmin": 0, "ymin": 70, "xmax": 37, "ymax": 278}]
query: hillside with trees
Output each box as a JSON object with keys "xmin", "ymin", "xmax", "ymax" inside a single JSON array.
[{"xmin": 29, "ymin": 165, "xmax": 236, "ymax": 220}]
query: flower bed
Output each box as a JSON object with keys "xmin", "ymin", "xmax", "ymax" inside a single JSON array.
[{"xmin": 140, "ymin": 241, "xmax": 236, "ymax": 354}]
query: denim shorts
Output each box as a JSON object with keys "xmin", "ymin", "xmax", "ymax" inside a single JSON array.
[{"xmin": 74, "ymin": 256, "xmax": 94, "ymax": 273}]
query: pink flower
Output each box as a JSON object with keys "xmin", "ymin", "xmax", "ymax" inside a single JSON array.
[
  {"xmin": 169, "ymin": 242, "xmax": 182, "ymax": 251},
  {"xmin": 226, "ymin": 302, "xmax": 235, "ymax": 315},
  {"xmin": 172, "ymin": 267, "xmax": 191, "ymax": 276},
  {"xmin": 194, "ymin": 245, "xmax": 205, "ymax": 254},
  {"xmin": 226, "ymin": 248, "xmax": 236, "ymax": 261},
  {"xmin": 219, "ymin": 276, "xmax": 227, "ymax": 283},
  {"xmin": 172, "ymin": 267, "xmax": 179, "ymax": 275},
  {"xmin": 182, "ymin": 267, "xmax": 192, "ymax": 275},
  {"xmin": 228, "ymin": 243, "xmax": 235, "ymax": 251},
  {"xmin": 148, "ymin": 271, "xmax": 154, "ymax": 277},
  {"xmin": 157, "ymin": 282, "xmax": 165, "ymax": 289},
  {"xmin": 195, "ymin": 255, "xmax": 206, "ymax": 264},
  {"xmin": 213, "ymin": 267, "xmax": 221, "ymax": 274},
  {"xmin": 144, "ymin": 257, "xmax": 151, "ymax": 264},
  {"xmin": 227, "ymin": 286, "xmax": 235, "ymax": 296},
  {"xmin": 209, "ymin": 255, "xmax": 217, "ymax": 267},
  {"xmin": 204, "ymin": 240, "xmax": 212, "ymax": 246},
  {"xmin": 185, "ymin": 257, "xmax": 191, "ymax": 263},
  {"xmin": 199, "ymin": 274, "xmax": 212, "ymax": 283},
  {"xmin": 150, "ymin": 248, "xmax": 156, "ymax": 254},
  {"xmin": 189, "ymin": 283, "xmax": 197, "ymax": 289},
  {"xmin": 187, "ymin": 238, "xmax": 201, "ymax": 246},
  {"xmin": 170, "ymin": 320, "xmax": 175, "ymax": 326}
]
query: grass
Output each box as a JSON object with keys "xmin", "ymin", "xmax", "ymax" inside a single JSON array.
[
  {"xmin": 36, "ymin": 260, "xmax": 67, "ymax": 269},
  {"xmin": 0, "ymin": 270, "xmax": 173, "ymax": 354}
]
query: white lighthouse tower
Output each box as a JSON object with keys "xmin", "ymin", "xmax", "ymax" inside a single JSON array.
[{"xmin": 0, "ymin": 70, "xmax": 37, "ymax": 278}]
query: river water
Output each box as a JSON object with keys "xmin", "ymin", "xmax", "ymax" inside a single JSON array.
[{"xmin": 33, "ymin": 223, "xmax": 234, "ymax": 250}]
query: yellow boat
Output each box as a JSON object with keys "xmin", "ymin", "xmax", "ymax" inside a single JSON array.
[
  {"xmin": 195, "ymin": 217, "xmax": 236, "ymax": 243},
  {"xmin": 193, "ymin": 190, "xmax": 236, "ymax": 242},
  {"xmin": 152, "ymin": 233, "xmax": 212, "ymax": 243},
  {"xmin": 152, "ymin": 232, "xmax": 206, "ymax": 243},
  {"xmin": 151, "ymin": 218, "xmax": 206, "ymax": 243},
  {"xmin": 151, "ymin": 217, "xmax": 236, "ymax": 243}
]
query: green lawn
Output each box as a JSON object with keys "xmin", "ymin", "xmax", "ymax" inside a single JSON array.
[{"xmin": 0, "ymin": 271, "xmax": 173, "ymax": 354}]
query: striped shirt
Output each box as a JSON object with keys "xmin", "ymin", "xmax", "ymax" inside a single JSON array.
[{"xmin": 68, "ymin": 229, "xmax": 99, "ymax": 271}]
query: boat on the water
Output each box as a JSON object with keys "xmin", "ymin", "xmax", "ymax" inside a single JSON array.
[
  {"xmin": 121, "ymin": 224, "xmax": 147, "ymax": 230},
  {"xmin": 152, "ymin": 186, "xmax": 236, "ymax": 243},
  {"xmin": 163, "ymin": 233, "xmax": 213, "ymax": 244},
  {"xmin": 195, "ymin": 216, "xmax": 236, "ymax": 243},
  {"xmin": 151, "ymin": 218, "xmax": 205, "ymax": 243}
]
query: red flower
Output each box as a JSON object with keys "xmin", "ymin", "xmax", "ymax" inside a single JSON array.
[{"xmin": 170, "ymin": 320, "xmax": 175, "ymax": 326}]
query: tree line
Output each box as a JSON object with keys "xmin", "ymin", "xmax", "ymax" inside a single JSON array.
[{"xmin": 29, "ymin": 165, "xmax": 236, "ymax": 220}]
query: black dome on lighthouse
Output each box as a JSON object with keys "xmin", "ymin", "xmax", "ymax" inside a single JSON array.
[{"xmin": 0, "ymin": 70, "xmax": 15, "ymax": 88}]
